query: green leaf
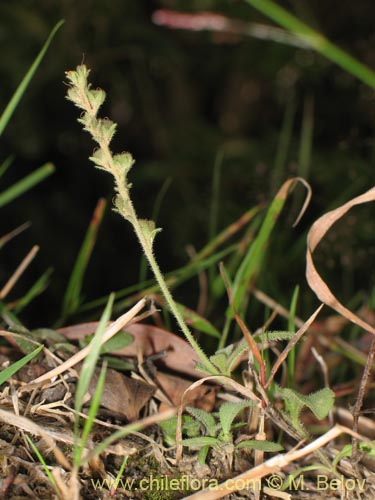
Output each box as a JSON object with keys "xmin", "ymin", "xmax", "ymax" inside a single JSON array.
[
  {"xmin": 194, "ymin": 361, "xmax": 218, "ymax": 376},
  {"xmin": 280, "ymin": 387, "xmax": 335, "ymax": 432},
  {"xmin": 302, "ymin": 388, "xmax": 335, "ymax": 420},
  {"xmin": 359, "ymin": 441, "xmax": 375, "ymax": 458},
  {"xmin": 0, "ymin": 20, "xmax": 64, "ymax": 136},
  {"xmin": 180, "ymin": 436, "xmax": 219, "ymax": 448},
  {"xmin": 209, "ymin": 352, "xmax": 229, "ymax": 372},
  {"xmin": 219, "ymin": 401, "xmax": 255, "ymax": 438},
  {"xmin": 5, "ymin": 329, "xmax": 40, "ymax": 355},
  {"xmin": 186, "ymin": 407, "xmax": 217, "ymax": 436},
  {"xmin": 101, "ymin": 356, "xmax": 135, "ymax": 371},
  {"xmin": 0, "ymin": 163, "xmax": 55, "ymax": 208},
  {"xmin": 0, "ymin": 345, "xmax": 43, "ymax": 385},
  {"xmin": 254, "ymin": 331, "xmax": 294, "ymax": 342},
  {"xmin": 332, "ymin": 443, "xmax": 353, "ymax": 470},
  {"xmin": 226, "ymin": 340, "xmax": 250, "ymax": 373},
  {"xmin": 159, "ymin": 415, "xmax": 201, "ymax": 446},
  {"xmin": 99, "ymin": 331, "xmax": 133, "ymax": 354},
  {"xmin": 236, "ymin": 440, "xmax": 283, "ymax": 452},
  {"xmin": 198, "ymin": 445, "xmax": 210, "ymax": 465}
]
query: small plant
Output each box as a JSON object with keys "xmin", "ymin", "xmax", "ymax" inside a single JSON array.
[
  {"xmin": 276, "ymin": 386, "xmax": 335, "ymax": 436},
  {"xmin": 64, "ymin": 69, "xmax": 338, "ymax": 470},
  {"xmin": 65, "ymin": 65, "xmax": 218, "ymax": 375},
  {"xmin": 179, "ymin": 401, "xmax": 282, "ymax": 468}
]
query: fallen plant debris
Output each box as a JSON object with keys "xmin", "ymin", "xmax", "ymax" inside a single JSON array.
[{"xmin": 306, "ymin": 186, "xmax": 375, "ymax": 337}]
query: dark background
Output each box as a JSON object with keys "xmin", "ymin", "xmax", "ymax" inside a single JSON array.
[{"xmin": 0, "ymin": 0, "xmax": 374, "ymax": 327}]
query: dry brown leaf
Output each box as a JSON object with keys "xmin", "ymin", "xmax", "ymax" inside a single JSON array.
[
  {"xmin": 306, "ymin": 187, "xmax": 375, "ymax": 336},
  {"xmin": 88, "ymin": 367, "xmax": 155, "ymax": 421},
  {"xmin": 59, "ymin": 322, "xmax": 206, "ymax": 378}
]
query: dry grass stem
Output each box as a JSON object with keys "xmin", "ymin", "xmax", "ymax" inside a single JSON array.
[
  {"xmin": 0, "ymin": 245, "xmax": 39, "ymax": 299},
  {"xmin": 265, "ymin": 304, "xmax": 324, "ymax": 388},
  {"xmin": 29, "ymin": 297, "xmax": 146, "ymax": 385}
]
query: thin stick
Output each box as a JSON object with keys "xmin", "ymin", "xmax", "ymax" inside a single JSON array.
[
  {"xmin": 0, "ymin": 245, "xmax": 39, "ymax": 299},
  {"xmin": 0, "ymin": 221, "xmax": 31, "ymax": 249},
  {"xmin": 264, "ymin": 304, "xmax": 323, "ymax": 389},
  {"xmin": 351, "ymin": 338, "xmax": 375, "ymax": 462}
]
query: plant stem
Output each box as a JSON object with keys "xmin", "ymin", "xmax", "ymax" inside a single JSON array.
[{"xmin": 113, "ymin": 166, "xmax": 218, "ymax": 373}]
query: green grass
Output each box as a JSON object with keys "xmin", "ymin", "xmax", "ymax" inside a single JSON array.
[
  {"xmin": 246, "ymin": 0, "xmax": 375, "ymax": 89},
  {"xmin": 0, "ymin": 20, "xmax": 64, "ymax": 136}
]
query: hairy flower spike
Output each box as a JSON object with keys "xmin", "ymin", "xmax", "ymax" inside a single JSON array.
[
  {"xmin": 89, "ymin": 149, "xmax": 110, "ymax": 171},
  {"xmin": 65, "ymin": 65, "xmax": 90, "ymax": 87},
  {"xmin": 66, "ymin": 64, "xmax": 218, "ymax": 375},
  {"xmin": 87, "ymin": 89, "xmax": 106, "ymax": 115},
  {"xmin": 112, "ymin": 153, "xmax": 134, "ymax": 173},
  {"xmin": 100, "ymin": 118, "xmax": 117, "ymax": 145}
]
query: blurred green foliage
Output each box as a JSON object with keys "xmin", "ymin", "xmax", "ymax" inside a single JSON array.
[{"xmin": 0, "ymin": 0, "xmax": 373, "ymax": 325}]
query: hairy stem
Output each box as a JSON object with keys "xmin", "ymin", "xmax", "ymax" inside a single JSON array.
[{"xmin": 65, "ymin": 65, "xmax": 218, "ymax": 374}]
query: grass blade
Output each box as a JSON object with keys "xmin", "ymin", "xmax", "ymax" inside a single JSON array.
[
  {"xmin": 0, "ymin": 155, "xmax": 14, "ymax": 179},
  {"xmin": 73, "ymin": 293, "xmax": 114, "ymax": 465},
  {"xmin": 25, "ymin": 435, "xmax": 59, "ymax": 494},
  {"xmin": 74, "ymin": 293, "xmax": 114, "ymax": 416},
  {"xmin": 246, "ymin": 0, "xmax": 375, "ymax": 89},
  {"xmin": 230, "ymin": 179, "xmax": 308, "ymax": 315},
  {"xmin": 13, "ymin": 268, "xmax": 53, "ymax": 313},
  {"xmin": 0, "ymin": 163, "xmax": 55, "ymax": 208},
  {"xmin": 0, "ymin": 345, "xmax": 43, "ymax": 385},
  {"xmin": 0, "ymin": 20, "xmax": 65, "ymax": 136},
  {"xmin": 60, "ymin": 198, "xmax": 106, "ymax": 322},
  {"xmin": 74, "ymin": 362, "xmax": 107, "ymax": 468}
]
